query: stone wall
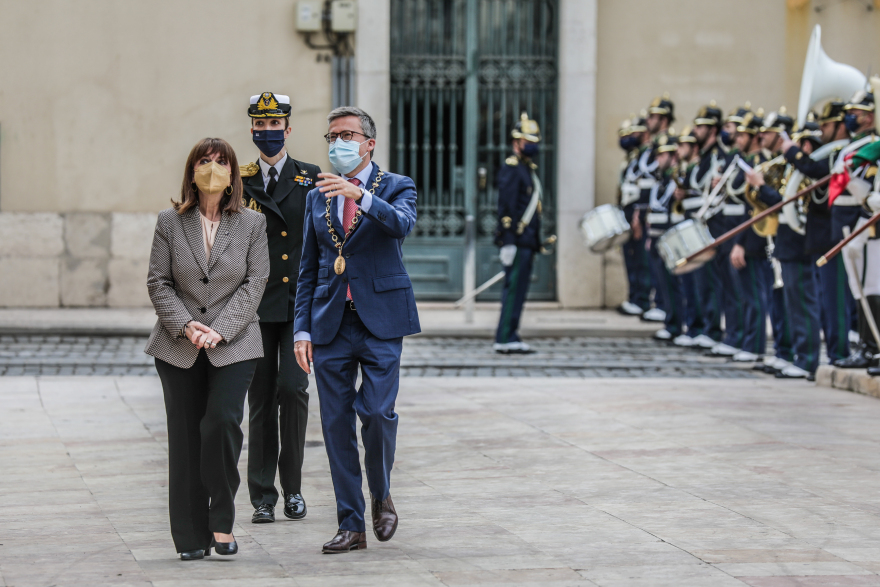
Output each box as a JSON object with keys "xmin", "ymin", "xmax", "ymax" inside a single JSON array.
[{"xmin": 0, "ymin": 212, "xmax": 155, "ymax": 308}]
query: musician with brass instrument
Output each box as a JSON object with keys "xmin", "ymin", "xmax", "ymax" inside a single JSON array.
[
  {"xmin": 830, "ymin": 89, "xmax": 880, "ymax": 369},
  {"xmin": 779, "ymin": 106, "xmax": 852, "ymax": 366},
  {"xmin": 703, "ymin": 105, "xmax": 756, "ymax": 358},
  {"xmin": 617, "ymin": 114, "xmax": 653, "ymax": 317},
  {"xmin": 684, "ymin": 103, "xmax": 726, "ymax": 349},
  {"xmin": 746, "ymin": 109, "xmax": 821, "ymax": 380},
  {"xmin": 725, "ymin": 111, "xmax": 776, "ymax": 364},
  {"xmin": 645, "ymin": 133, "xmax": 684, "ymax": 341}
]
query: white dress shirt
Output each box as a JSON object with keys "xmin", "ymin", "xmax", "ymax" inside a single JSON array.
[
  {"xmin": 294, "ymin": 161, "xmax": 374, "ymax": 344},
  {"xmin": 258, "ymin": 154, "xmax": 287, "ymax": 193}
]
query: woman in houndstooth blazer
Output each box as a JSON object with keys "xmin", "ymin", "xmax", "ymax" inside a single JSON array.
[{"xmin": 145, "ymin": 138, "xmax": 270, "ymax": 561}]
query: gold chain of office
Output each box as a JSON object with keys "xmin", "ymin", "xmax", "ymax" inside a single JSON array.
[{"xmin": 325, "ymin": 170, "xmax": 386, "ymax": 275}]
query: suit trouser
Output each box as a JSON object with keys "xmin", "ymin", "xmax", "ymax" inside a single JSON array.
[
  {"xmin": 155, "ymin": 351, "xmax": 257, "ymax": 553},
  {"xmin": 622, "ymin": 233, "xmax": 651, "ymax": 311},
  {"xmin": 716, "ymin": 247, "xmax": 746, "ymax": 349},
  {"xmin": 694, "ymin": 259, "xmax": 724, "ymax": 341},
  {"xmin": 647, "ymin": 236, "xmax": 682, "ymax": 336},
  {"xmin": 247, "ymin": 320, "xmax": 310, "ymax": 508},
  {"xmin": 760, "ymin": 261, "xmax": 793, "ymax": 362},
  {"xmin": 780, "ymin": 260, "xmax": 822, "ymax": 373},
  {"xmin": 680, "ymin": 271, "xmax": 704, "ymax": 337},
  {"xmin": 496, "ymin": 247, "xmax": 534, "ymax": 344},
  {"xmin": 314, "ymin": 308, "xmax": 402, "ymax": 532},
  {"xmin": 817, "ymin": 255, "xmax": 852, "ymax": 363},
  {"xmin": 832, "ymin": 205, "xmax": 861, "ymax": 333},
  {"xmin": 737, "ymin": 256, "xmax": 769, "ymax": 356}
]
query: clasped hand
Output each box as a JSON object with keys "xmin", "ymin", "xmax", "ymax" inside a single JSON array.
[
  {"xmin": 185, "ymin": 321, "xmax": 223, "ymax": 349},
  {"xmin": 317, "ymin": 173, "xmax": 362, "ymax": 200}
]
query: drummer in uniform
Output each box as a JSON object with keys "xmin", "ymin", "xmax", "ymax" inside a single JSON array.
[
  {"xmin": 645, "ymin": 133, "xmax": 683, "ymax": 341},
  {"xmin": 780, "ymin": 107, "xmax": 851, "ymax": 366},
  {"xmin": 832, "ymin": 90, "xmax": 880, "ymax": 369},
  {"xmin": 618, "ymin": 113, "xmax": 653, "ymax": 317},
  {"xmin": 747, "ymin": 108, "xmax": 820, "ymax": 380},
  {"xmin": 494, "ymin": 112, "xmax": 544, "ymax": 354},
  {"xmin": 670, "ymin": 127, "xmax": 702, "ymax": 348},
  {"xmin": 685, "ymin": 102, "xmax": 725, "ymax": 349},
  {"xmin": 638, "ymin": 95, "xmax": 676, "ymax": 324},
  {"xmin": 240, "ymin": 92, "xmax": 321, "ymax": 523}
]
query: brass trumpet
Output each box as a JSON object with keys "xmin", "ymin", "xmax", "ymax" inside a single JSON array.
[{"xmin": 744, "ymin": 155, "xmax": 786, "ymax": 237}]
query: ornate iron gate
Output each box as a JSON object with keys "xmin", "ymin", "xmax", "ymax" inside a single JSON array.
[{"xmin": 390, "ymin": 0, "xmax": 558, "ymax": 300}]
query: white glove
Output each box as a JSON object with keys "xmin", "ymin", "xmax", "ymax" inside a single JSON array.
[
  {"xmin": 867, "ymin": 192, "xmax": 880, "ymax": 213},
  {"xmin": 847, "ymin": 177, "xmax": 871, "ymax": 204},
  {"xmin": 499, "ymin": 244, "xmax": 517, "ymax": 267}
]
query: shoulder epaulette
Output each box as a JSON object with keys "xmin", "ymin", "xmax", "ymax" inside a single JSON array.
[
  {"xmin": 240, "ymin": 162, "xmax": 260, "ymax": 177},
  {"xmin": 505, "ymin": 156, "xmax": 520, "ymax": 166},
  {"xmin": 867, "ymin": 165, "xmax": 878, "ymax": 180}
]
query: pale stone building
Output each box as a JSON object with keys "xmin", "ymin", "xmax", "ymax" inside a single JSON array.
[{"xmin": 0, "ymin": 0, "xmax": 876, "ymax": 308}]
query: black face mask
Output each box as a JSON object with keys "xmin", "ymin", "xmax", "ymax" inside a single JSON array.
[
  {"xmin": 619, "ymin": 136, "xmax": 640, "ymax": 151},
  {"xmin": 719, "ymin": 129, "xmax": 735, "ymax": 146},
  {"xmin": 844, "ymin": 113, "xmax": 861, "ymax": 134},
  {"xmin": 521, "ymin": 142, "xmax": 539, "ymax": 158}
]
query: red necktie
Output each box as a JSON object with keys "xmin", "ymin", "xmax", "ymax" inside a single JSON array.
[{"xmin": 343, "ymin": 178, "xmax": 361, "ymax": 300}]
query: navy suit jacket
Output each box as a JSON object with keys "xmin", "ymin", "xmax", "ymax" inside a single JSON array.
[{"xmin": 294, "ymin": 164, "xmax": 421, "ymax": 345}]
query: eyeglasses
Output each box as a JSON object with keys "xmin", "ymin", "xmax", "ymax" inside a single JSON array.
[{"xmin": 324, "ymin": 130, "xmax": 370, "ymax": 144}]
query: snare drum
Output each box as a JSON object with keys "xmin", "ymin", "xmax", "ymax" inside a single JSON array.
[
  {"xmin": 579, "ymin": 205, "xmax": 631, "ymax": 253},
  {"xmin": 656, "ymin": 219, "xmax": 716, "ymax": 275}
]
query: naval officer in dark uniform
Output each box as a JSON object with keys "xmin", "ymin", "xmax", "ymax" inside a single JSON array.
[
  {"xmin": 494, "ymin": 112, "xmax": 543, "ymax": 354},
  {"xmin": 241, "ymin": 92, "xmax": 321, "ymax": 523}
]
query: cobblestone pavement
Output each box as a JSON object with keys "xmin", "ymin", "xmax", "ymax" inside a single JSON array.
[
  {"xmin": 3, "ymin": 375, "xmax": 880, "ymax": 586},
  {"xmin": 0, "ymin": 335, "xmax": 762, "ymax": 378}
]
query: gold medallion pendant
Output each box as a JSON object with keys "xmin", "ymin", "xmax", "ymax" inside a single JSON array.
[{"xmin": 334, "ymin": 255, "xmax": 346, "ymax": 275}]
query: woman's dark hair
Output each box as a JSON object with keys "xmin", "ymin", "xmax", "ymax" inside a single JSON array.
[{"xmin": 174, "ymin": 138, "xmax": 243, "ymax": 215}]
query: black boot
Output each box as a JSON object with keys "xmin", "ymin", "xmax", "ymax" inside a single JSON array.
[{"xmin": 834, "ymin": 303, "xmax": 877, "ymax": 368}]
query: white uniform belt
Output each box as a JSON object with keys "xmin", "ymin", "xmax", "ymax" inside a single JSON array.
[
  {"xmin": 778, "ymin": 213, "xmax": 788, "ymax": 225},
  {"xmin": 648, "ymin": 229, "xmax": 665, "ymax": 237},
  {"xmin": 722, "ymin": 204, "xmax": 745, "ymax": 216},
  {"xmin": 621, "ymin": 183, "xmax": 640, "ymax": 206},
  {"xmin": 834, "ymin": 195, "xmax": 860, "ymax": 207},
  {"xmin": 682, "ymin": 198, "xmax": 703, "ymax": 210},
  {"xmin": 647, "ymin": 212, "xmax": 669, "ymax": 225},
  {"xmin": 670, "ymin": 212, "xmax": 685, "ymax": 224},
  {"xmin": 637, "ymin": 178, "xmax": 656, "ymax": 189}
]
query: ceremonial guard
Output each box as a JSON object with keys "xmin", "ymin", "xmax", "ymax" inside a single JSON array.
[
  {"xmin": 618, "ymin": 113, "xmax": 653, "ymax": 317},
  {"xmin": 494, "ymin": 113, "xmax": 544, "ymax": 354},
  {"xmin": 671, "ymin": 128, "xmax": 702, "ymax": 347},
  {"xmin": 781, "ymin": 107, "xmax": 851, "ymax": 365},
  {"xmin": 748, "ymin": 108, "xmax": 821, "ymax": 379},
  {"xmin": 685, "ymin": 103, "xmax": 725, "ymax": 349},
  {"xmin": 833, "ymin": 90, "xmax": 880, "ymax": 369},
  {"xmin": 240, "ymin": 92, "xmax": 320, "ymax": 523},
  {"xmin": 645, "ymin": 133, "xmax": 682, "ymax": 340}
]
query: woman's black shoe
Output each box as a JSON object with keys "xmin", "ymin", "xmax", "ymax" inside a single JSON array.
[
  {"xmin": 180, "ymin": 549, "xmax": 205, "ymax": 560},
  {"xmin": 211, "ymin": 537, "xmax": 238, "ymax": 556}
]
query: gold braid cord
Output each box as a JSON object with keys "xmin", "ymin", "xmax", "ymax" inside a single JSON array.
[{"xmin": 325, "ymin": 170, "xmax": 386, "ymax": 275}]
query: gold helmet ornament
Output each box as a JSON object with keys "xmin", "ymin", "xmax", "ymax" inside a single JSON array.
[
  {"xmin": 511, "ymin": 112, "xmax": 541, "ymax": 143},
  {"xmin": 248, "ymin": 92, "xmax": 292, "ymax": 118}
]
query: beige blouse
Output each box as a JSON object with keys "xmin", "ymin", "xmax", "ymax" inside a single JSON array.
[{"xmin": 200, "ymin": 212, "xmax": 220, "ymax": 260}]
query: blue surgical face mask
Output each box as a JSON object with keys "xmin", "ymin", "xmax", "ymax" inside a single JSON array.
[
  {"xmin": 719, "ymin": 129, "xmax": 735, "ymax": 146},
  {"xmin": 329, "ymin": 138, "xmax": 367, "ymax": 174},
  {"xmin": 521, "ymin": 141, "xmax": 539, "ymax": 158},
  {"xmin": 844, "ymin": 113, "xmax": 861, "ymax": 134},
  {"xmin": 252, "ymin": 129, "xmax": 286, "ymax": 157}
]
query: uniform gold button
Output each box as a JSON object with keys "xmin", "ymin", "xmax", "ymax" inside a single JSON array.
[
  {"xmin": 282, "ymin": 254, "xmax": 288, "ymax": 260},
  {"xmin": 283, "ymin": 277, "xmax": 289, "ymax": 283},
  {"xmin": 281, "ymin": 231, "xmax": 287, "ymax": 237}
]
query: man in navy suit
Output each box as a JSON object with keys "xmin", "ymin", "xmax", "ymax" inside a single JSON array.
[{"xmin": 294, "ymin": 106, "xmax": 420, "ymax": 554}]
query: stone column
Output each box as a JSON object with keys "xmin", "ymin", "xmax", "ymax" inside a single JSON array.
[
  {"xmin": 354, "ymin": 0, "xmax": 391, "ymax": 168},
  {"xmin": 555, "ymin": 0, "xmax": 599, "ymax": 308}
]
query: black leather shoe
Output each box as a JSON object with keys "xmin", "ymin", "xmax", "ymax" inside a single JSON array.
[
  {"xmin": 179, "ymin": 549, "xmax": 205, "ymax": 561},
  {"xmin": 833, "ymin": 347, "xmax": 876, "ymax": 369},
  {"xmin": 868, "ymin": 366, "xmax": 880, "ymax": 377},
  {"xmin": 252, "ymin": 503, "xmax": 275, "ymax": 524},
  {"xmin": 370, "ymin": 494, "xmax": 398, "ymax": 542},
  {"xmin": 283, "ymin": 493, "xmax": 307, "ymax": 520},
  {"xmin": 211, "ymin": 537, "xmax": 238, "ymax": 556},
  {"xmin": 322, "ymin": 529, "xmax": 366, "ymax": 554}
]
